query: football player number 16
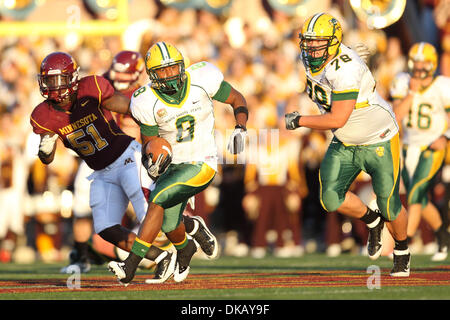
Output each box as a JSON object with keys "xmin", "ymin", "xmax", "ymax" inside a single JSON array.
[{"xmin": 67, "ymin": 124, "xmax": 109, "ymax": 156}]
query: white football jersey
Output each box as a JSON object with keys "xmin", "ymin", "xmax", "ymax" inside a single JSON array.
[
  {"xmin": 303, "ymin": 44, "xmax": 398, "ymax": 145},
  {"xmin": 390, "ymin": 72, "xmax": 450, "ymax": 147},
  {"xmin": 130, "ymin": 61, "xmax": 223, "ymax": 171}
]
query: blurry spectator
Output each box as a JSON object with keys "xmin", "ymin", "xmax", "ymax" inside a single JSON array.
[
  {"xmin": 345, "ymin": 19, "xmax": 388, "ymax": 69},
  {"xmin": 299, "ymin": 130, "xmax": 330, "ymax": 253},
  {"xmin": 440, "ymin": 33, "xmax": 450, "ymax": 76},
  {"xmin": 211, "ymin": 164, "xmax": 252, "ymax": 257},
  {"xmin": 243, "ymin": 115, "xmax": 307, "ymax": 258},
  {"xmin": 0, "ymin": 75, "xmax": 18, "ymax": 114},
  {"xmin": 373, "ymin": 37, "xmax": 407, "ymax": 99},
  {"xmin": 0, "ymin": 113, "xmax": 27, "ymax": 262}
]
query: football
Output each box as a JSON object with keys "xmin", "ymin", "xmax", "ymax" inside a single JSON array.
[{"xmin": 144, "ymin": 136, "xmax": 172, "ymax": 163}]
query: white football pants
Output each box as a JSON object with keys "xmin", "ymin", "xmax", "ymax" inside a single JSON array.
[{"xmin": 88, "ymin": 140, "xmax": 153, "ymax": 234}]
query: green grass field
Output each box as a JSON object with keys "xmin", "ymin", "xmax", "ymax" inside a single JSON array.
[{"xmin": 0, "ymin": 253, "xmax": 449, "ymax": 301}]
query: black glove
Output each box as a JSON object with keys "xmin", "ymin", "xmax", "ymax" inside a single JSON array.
[{"xmin": 285, "ymin": 111, "xmax": 301, "ymax": 130}]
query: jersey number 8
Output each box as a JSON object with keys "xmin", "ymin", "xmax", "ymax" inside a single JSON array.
[{"xmin": 176, "ymin": 115, "xmax": 195, "ymax": 142}]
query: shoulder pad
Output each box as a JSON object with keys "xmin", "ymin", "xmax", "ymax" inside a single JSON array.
[{"xmin": 187, "ymin": 61, "xmax": 224, "ymax": 97}]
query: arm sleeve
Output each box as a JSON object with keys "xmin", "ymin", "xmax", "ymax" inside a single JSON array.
[
  {"xmin": 328, "ymin": 62, "xmax": 361, "ymax": 101},
  {"xmin": 140, "ymin": 123, "xmax": 159, "ymax": 137},
  {"xmin": 187, "ymin": 61, "xmax": 224, "ymax": 98},
  {"xmin": 212, "ymin": 81, "xmax": 232, "ymax": 103},
  {"xmin": 93, "ymin": 75, "xmax": 115, "ymax": 103},
  {"xmin": 130, "ymin": 86, "xmax": 157, "ymax": 127},
  {"xmin": 30, "ymin": 106, "xmax": 55, "ymax": 135}
]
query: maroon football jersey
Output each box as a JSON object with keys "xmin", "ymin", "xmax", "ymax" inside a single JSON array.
[{"xmin": 30, "ymin": 75, "xmax": 134, "ymax": 170}]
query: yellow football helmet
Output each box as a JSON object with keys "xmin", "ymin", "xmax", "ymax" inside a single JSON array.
[
  {"xmin": 299, "ymin": 13, "xmax": 343, "ymax": 72},
  {"xmin": 407, "ymin": 42, "xmax": 438, "ymax": 78},
  {"xmin": 145, "ymin": 41, "xmax": 186, "ymax": 93}
]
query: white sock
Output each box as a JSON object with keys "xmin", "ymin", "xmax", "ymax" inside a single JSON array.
[{"xmin": 393, "ymin": 248, "xmax": 410, "ymax": 256}]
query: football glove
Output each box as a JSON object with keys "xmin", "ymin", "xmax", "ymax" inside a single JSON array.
[
  {"xmin": 227, "ymin": 125, "xmax": 247, "ymax": 154},
  {"xmin": 285, "ymin": 111, "xmax": 301, "ymax": 130},
  {"xmin": 351, "ymin": 43, "xmax": 371, "ymax": 64},
  {"xmin": 39, "ymin": 134, "xmax": 59, "ymax": 156},
  {"xmin": 142, "ymin": 152, "xmax": 172, "ymax": 180}
]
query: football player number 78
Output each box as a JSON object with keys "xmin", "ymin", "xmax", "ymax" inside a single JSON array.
[{"xmin": 66, "ymin": 124, "xmax": 109, "ymax": 156}]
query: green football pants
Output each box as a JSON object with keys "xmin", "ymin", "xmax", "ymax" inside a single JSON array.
[
  {"xmin": 150, "ymin": 162, "xmax": 216, "ymax": 233},
  {"xmin": 402, "ymin": 146, "xmax": 445, "ymax": 207},
  {"xmin": 319, "ymin": 134, "xmax": 402, "ymax": 221}
]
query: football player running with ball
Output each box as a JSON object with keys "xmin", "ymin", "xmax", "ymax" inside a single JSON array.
[
  {"xmin": 285, "ymin": 13, "xmax": 411, "ymax": 276},
  {"xmin": 108, "ymin": 41, "xmax": 248, "ymax": 285},
  {"xmin": 390, "ymin": 42, "xmax": 450, "ymax": 261},
  {"xmin": 30, "ymin": 52, "xmax": 175, "ymax": 282}
]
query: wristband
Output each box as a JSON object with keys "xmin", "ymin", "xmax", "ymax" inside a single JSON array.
[{"xmin": 234, "ymin": 106, "xmax": 248, "ymax": 119}]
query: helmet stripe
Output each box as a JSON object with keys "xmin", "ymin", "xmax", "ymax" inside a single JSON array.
[
  {"xmin": 156, "ymin": 42, "xmax": 170, "ymax": 61},
  {"xmin": 162, "ymin": 42, "xmax": 171, "ymax": 59},
  {"xmin": 413, "ymin": 42, "xmax": 425, "ymax": 60},
  {"xmin": 308, "ymin": 12, "xmax": 325, "ymax": 33},
  {"xmin": 418, "ymin": 42, "xmax": 425, "ymax": 56}
]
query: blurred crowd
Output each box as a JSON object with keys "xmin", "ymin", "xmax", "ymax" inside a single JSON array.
[{"xmin": 0, "ymin": 0, "xmax": 449, "ymax": 264}]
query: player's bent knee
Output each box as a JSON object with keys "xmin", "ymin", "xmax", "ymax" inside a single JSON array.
[
  {"xmin": 376, "ymin": 200, "xmax": 401, "ymax": 221},
  {"xmin": 161, "ymin": 219, "xmax": 179, "ymax": 233},
  {"xmin": 98, "ymin": 224, "xmax": 128, "ymax": 246},
  {"xmin": 321, "ymin": 189, "xmax": 343, "ymax": 212},
  {"xmin": 160, "ymin": 208, "xmax": 182, "ymax": 233},
  {"xmin": 98, "ymin": 225, "xmax": 119, "ymax": 242}
]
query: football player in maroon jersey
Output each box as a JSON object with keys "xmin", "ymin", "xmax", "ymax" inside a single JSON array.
[
  {"xmin": 60, "ymin": 50, "xmax": 151, "ymax": 274},
  {"xmin": 30, "ymin": 52, "xmax": 176, "ymax": 283}
]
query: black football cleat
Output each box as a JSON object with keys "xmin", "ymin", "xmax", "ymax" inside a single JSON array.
[
  {"xmin": 108, "ymin": 260, "xmax": 137, "ymax": 287},
  {"xmin": 367, "ymin": 216, "xmax": 384, "ymax": 260},
  {"xmin": 390, "ymin": 252, "xmax": 411, "ymax": 277},
  {"xmin": 145, "ymin": 251, "xmax": 177, "ymax": 284},
  {"xmin": 189, "ymin": 216, "xmax": 219, "ymax": 259},
  {"xmin": 174, "ymin": 240, "xmax": 198, "ymax": 282}
]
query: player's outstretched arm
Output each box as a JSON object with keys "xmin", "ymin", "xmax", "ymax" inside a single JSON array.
[
  {"xmin": 102, "ymin": 91, "xmax": 131, "ymax": 115},
  {"xmin": 286, "ymin": 99, "xmax": 355, "ymax": 130}
]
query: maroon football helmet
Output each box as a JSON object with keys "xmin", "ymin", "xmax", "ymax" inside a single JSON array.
[
  {"xmin": 38, "ymin": 52, "xmax": 80, "ymax": 103},
  {"xmin": 108, "ymin": 50, "xmax": 144, "ymax": 91}
]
